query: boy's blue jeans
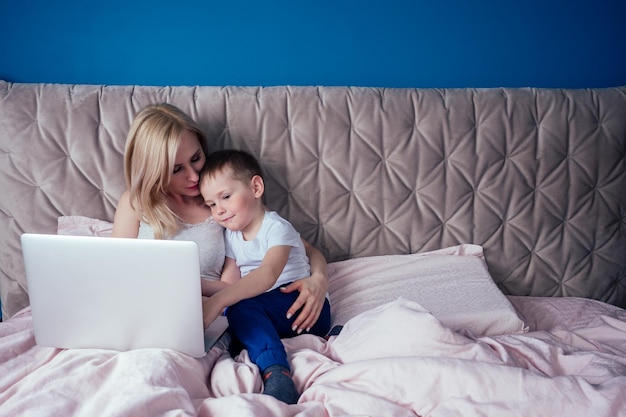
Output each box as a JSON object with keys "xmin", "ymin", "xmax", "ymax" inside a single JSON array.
[{"xmin": 226, "ymin": 286, "xmax": 331, "ymax": 371}]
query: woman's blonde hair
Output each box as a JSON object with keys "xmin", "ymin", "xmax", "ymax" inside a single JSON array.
[{"xmin": 124, "ymin": 103, "xmax": 208, "ymax": 239}]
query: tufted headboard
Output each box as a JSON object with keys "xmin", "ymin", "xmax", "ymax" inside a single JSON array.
[{"xmin": 1, "ymin": 81, "xmax": 625, "ymax": 318}]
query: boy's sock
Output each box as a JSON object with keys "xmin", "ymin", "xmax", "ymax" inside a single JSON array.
[
  {"xmin": 262, "ymin": 364, "xmax": 300, "ymax": 404},
  {"xmin": 227, "ymin": 334, "xmax": 244, "ymax": 358},
  {"xmin": 326, "ymin": 325, "xmax": 343, "ymax": 339}
]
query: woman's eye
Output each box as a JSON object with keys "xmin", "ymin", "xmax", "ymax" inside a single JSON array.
[
  {"xmin": 173, "ymin": 166, "xmax": 182, "ymax": 174},
  {"xmin": 192, "ymin": 152, "xmax": 204, "ymax": 163}
]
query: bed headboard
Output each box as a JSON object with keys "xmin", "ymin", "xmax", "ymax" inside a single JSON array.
[{"xmin": 1, "ymin": 81, "xmax": 625, "ymax": 318}]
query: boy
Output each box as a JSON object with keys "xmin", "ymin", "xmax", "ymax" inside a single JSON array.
[{"xmin": 199, "ymin": 149, "xmax": 331, "ymax": 404}]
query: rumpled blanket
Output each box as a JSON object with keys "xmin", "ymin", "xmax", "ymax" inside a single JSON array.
[{"xmin": 2, "ymin": 296, "xmax": 626, "ymax": 417}]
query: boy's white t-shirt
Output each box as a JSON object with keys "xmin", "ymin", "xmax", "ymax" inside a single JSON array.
[{"xmin": 224, "ymin": 211, "xmax": 311, "ymax": 291}]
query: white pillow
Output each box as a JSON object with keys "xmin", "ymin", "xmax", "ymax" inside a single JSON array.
[
  {"xmin": 328, "ymin": 244, "xmax": 528, "ymax": 336},
  {"xmin": 57, "ymin": 215, "xmax": 113, "ymax": 237}
]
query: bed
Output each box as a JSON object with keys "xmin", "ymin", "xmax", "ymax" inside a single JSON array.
[{"xmin": 1, "ymin": 81, "xmax": 625, "ymax": 416}]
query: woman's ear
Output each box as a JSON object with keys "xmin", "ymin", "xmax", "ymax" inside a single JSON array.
[{"xmin": 251, "ymin": 175, "xmax": 264, "ymax": 198}]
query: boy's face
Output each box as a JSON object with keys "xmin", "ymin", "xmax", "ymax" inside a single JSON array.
[{"xmin": 200, "ymin": 168, "xmax": 263, "ymax": 234}]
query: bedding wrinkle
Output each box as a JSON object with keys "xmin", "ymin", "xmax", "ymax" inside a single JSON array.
[
  {"xmin": 318, "ymin": 299, "xmax": 626, "ymax": 417},
  {"xmin": 287, "ymin": 340, "xmax": 339, "ymax": 393},
  {"xmin": 206, "ymin": 349, "xmax": 262, "ymax": 398},
  {"xmin": 0, "ymin": 311, "xmax": 60, "ymax": 404},
  {"xmin": 2, "ymin": 297, "xmax": 626, "ymax": 416}
]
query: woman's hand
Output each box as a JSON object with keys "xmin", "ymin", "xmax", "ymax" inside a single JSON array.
[
  {"xmin": 281, "ymin": 269, "xmax": 328, "ymax": 334},
  {"xmin": 202, "ymin": 296, "xmax": 224, "ymax": 329},
  {"xmin": 284, "ymin": 239, "xmax": 329, "ymax": 333}
]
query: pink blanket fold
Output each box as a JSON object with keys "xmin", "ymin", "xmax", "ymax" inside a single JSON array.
[{"xmin": 2, "ymin": 297, "xmax": 626, "ymax": 417}]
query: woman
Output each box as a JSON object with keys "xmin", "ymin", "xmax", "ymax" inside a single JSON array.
[{"xmin": 112, "ymin": 103, "xmax": 329, "ymax": 332}]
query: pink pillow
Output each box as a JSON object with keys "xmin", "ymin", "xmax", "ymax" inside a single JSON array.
[
  {"xmin": 328, "ymin": 244, "xmax": 528, "ymax": 336},
  {"xmin": 57, "ymin": 220, "xmax": 525, "ymax": 337},
  {"xmin": 57, "ymin": 216, "xmax": 113, "ymax": 237}
]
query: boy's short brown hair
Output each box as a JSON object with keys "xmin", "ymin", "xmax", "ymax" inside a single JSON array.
[{"xmin": 201, "ymin": 149, "xmax": 264, "ymax": 183}]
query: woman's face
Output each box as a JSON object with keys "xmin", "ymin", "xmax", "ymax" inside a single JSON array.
[{"xmin": 167, "ymin": 129, "xmax": 206, "ymax": 197}]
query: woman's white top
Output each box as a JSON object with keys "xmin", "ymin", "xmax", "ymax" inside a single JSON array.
[{"xmin": 138, "ymin": 217, "xmax": 225, "ymax": 280}]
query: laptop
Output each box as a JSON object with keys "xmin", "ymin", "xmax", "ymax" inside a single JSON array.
[{"xmin": 21, "ymin": 233, "xmax": 229, "ymax": 358}]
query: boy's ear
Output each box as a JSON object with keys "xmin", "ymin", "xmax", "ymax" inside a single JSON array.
[{"xmin": 251, "ymin": 175, "xmax": 264, "ymax": 198}]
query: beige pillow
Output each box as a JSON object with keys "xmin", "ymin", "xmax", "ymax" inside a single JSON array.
[{"xmin": 328, "ymin": 244, "xmax": 528, "ymax": 336}]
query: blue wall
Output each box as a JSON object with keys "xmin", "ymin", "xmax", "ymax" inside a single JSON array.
[{"xmin": 1, "ymin": 0, "xmax": 625, "ymax": 88}]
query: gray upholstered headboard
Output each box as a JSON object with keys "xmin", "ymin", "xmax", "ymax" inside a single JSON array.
[{"xmin": 1, "ymin": 81, "xmax": 625, "ymax": 318}]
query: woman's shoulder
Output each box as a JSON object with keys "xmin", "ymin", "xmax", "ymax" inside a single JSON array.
[
  {"xmin": 115, "ymin": 190, "xmax": 131, "ymax": 208},
  {"xmin": 112, "ymin": 190, "xmax": 141, "ymax": 238},
  {"xmin": 115, "ymin": 190, "xmax": 141, "ymax": 218}
]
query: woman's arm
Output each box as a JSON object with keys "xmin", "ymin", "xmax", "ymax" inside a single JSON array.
[
  {"xmin": 112, "ymin": 191, "xmax": 141, "ymax": 238},
  {"xmin": 200, "ymin": 258, "xmax": 240, "ymax": 296},
  {"xmin": 200, "ymin": 278, "xmax": 230, "ymax": 296},
  {"xmin": 219, "ymin": 257, "xmax": 241, "ymax": 285},
  {"xmin": 280, "ymin": 239, "xmax": 329, "ymax": 333}
]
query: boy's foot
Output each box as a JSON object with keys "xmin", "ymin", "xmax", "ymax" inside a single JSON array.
[{"xmin": 262, "ymin": 364, "xmax": 300, "ymax": 404}]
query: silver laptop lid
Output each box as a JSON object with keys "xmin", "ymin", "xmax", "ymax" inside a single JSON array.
[{"xmin": 21, "ymin": 233, "xmax": 223, "ymax": 357}]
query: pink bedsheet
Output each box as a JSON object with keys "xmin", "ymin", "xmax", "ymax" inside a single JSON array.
[{"xmin": 2, "ymin": 296, "xmax": 626, "ymax": 417}]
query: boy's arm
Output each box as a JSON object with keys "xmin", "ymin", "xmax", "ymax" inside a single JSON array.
[{"xmin": 203, "ymin": 245, "xmax": 291, "ymax": 327}]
